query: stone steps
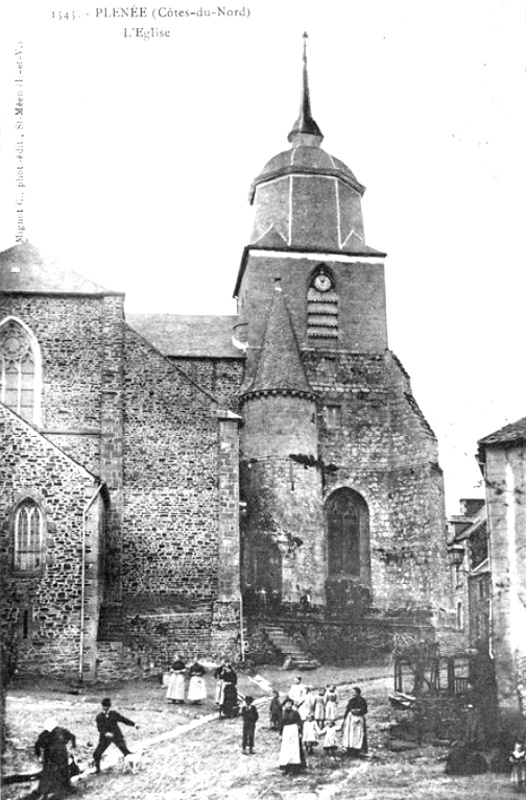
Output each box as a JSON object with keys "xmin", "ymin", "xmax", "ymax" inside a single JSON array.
[{"xmin": 265, "ymin": 625, "xmax": 319, "ymax": 670}]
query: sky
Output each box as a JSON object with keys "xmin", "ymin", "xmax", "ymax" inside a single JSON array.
[{"xmin": 0, "ymin": 0, "xmax": 525, "ymax": 513}]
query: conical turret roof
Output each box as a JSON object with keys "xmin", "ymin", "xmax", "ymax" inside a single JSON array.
[{"xmin": 242, "ymin": 281, "xmax": 314, "ymax": 399}]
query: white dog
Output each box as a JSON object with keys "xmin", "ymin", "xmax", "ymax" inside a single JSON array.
[{"xmin": 122, "ymin": 750, "xmax": 143, "ymax": 774}]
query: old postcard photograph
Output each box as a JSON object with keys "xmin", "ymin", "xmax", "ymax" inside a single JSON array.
[{"xmin": 1, "ymin": 1, "xmax": 525, "ymax": 798}]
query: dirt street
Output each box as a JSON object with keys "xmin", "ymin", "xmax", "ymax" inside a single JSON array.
[{"xmin": 1, "ymin": 665, "xmax": 512, "ymax": 800}]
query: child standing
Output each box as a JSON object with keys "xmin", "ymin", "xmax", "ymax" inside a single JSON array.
[
  {"xmin": 313, "ymin": 687, "xmax": 326, "ymax": 730},
  {"xmin": 241, "ymin": 696, "xmax": 259, "ymax": 754},
  {"xmin": 510, "ymin": 741, "xmax": 526, "ymax": 792},
  {"xmin": 323, "ymin": 720, "xmax": 338, "ymax": 758},
  {"xmin": 299, "ymin": 686, "xmax": 316, "ymax": 721},
  {"xmin": 288, "ymin": 676, "xmax": 306, "ymax": 711},
  {"xmin": 325, "ymin": 685, "xmax": 338, "ymax": 723},
  {"xmin": 302, "ymin": 713, "xmax": 321, "ymax": 755},
  {"xmin": 269, "ymin": 690, "xmax": 283, "ymax": 731}
]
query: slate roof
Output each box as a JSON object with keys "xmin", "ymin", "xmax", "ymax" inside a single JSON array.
[
  {"xmin": 127, "ymin": 314, "xmax": 243, "ymax": 358},
  {"xmin": 249, "ymin": 145, "xmax": 365, "ymax": 202},
  {"xmin": 0, "ymin": 241, "xmax": 116, "ymax": 295},
  {"xmin": 243, "ymin": 284, "xmax": 313, "ymax": 397},
  {"xmin": 454, "ymin": 507, "xmax": 487, "ymax": 543},
  {"xmin": 478, "ymin": 416, "xmax": 526, "ymax": 447}
]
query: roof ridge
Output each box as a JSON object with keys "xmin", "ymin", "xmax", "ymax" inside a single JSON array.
[{"xmin": 0, "ymin": 241, "xmax": 117, "ymax": 295}]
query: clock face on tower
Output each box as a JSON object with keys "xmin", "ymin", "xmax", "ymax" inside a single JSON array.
[{"xmin": 313, "ymin": 273, "xmax": 332, "ymax": 292}]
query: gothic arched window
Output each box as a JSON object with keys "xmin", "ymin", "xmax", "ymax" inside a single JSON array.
[
  {"xmin": 0, "ymin": 317, "xmax": 41, "ymax": 425},
  {"xmin": 14, "ymin": 499, "xmax": 45, "ymax": 574},
  {"xmin": 326, "ymin": 488, "xmax": 370, "ymax": 580},
  {"xmin": 307, "ymin": 266, "xmax": 339, "ymax": 340}
]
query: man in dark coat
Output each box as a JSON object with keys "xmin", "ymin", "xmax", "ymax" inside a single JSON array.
[
  {"xmin": 241, "ymin": 696, "xmax": 259, "ymax": 754},
  {"xmin": 92, "ymin": 698, "xmax": 139, "ymax": 773}
]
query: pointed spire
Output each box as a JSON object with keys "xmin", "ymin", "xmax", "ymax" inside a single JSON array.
[
  {"xmin": 288, "ymin": 33, "xmax": 324, "ymax": 146},
  {"xmin": 243, "ymin": 279, "xmax": 314, "ymax": 399}
]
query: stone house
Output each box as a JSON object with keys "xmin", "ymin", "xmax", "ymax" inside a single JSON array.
[
  {"xmin": 478, "ymin": 417, "xmax": 526, "ymax": 723},
  {"xmin": 0, "ymin": 41, "xmax": 453, "ymax": 681},
  {"xmin": 447, "ymin": 499, "xmax": 489, "ymax": 649}
]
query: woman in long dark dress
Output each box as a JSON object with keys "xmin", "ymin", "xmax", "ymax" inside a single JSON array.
[
  {"xmin": 278, "ymin": 699, "xmax": 306, "ymax": 774},
  {"xmin": 221, "ymin": 661, "xmax": 238, "ymax": 690},
  {"xmin": 35, "ymin": 717, "xmax": 77, "ymax": 799},
  {"xmin": 342, "ymin": 686, "xmax": 368, "ymax": 757}
]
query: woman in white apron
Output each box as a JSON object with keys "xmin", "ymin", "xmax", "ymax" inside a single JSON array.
[{"xmin": 166, "ymin": 655, "xmax": 186, "ymax": 704}]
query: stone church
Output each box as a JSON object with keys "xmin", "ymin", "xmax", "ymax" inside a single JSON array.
[{"xmin": 0, "ymin": 42, "xmax": 450, "ymax": 681}]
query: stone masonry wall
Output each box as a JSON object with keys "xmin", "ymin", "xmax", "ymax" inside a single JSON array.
[
  {"xmin": 122, "ymin": 609, "xmax": 213, "ymax": 672},
  {"xmin": 0, "ymin": 404, "xmax": 100, "ymax": 678},
  {"xmin": 237, "ymin": 254, "xmax": 388, "ymax": 363},
  {"xmin": 484, "ymin": 443, "xmax": 526, "ymax": 720},
  {"xmin": 306, "ymin": 346, "xmax": 449, "ymax": 613},
  {"xmin": 99, "ymin": 295, "xmax": 125, "ymax": 603},
  {"xmin": 240, "ymin": 393, "xmax": 326, "ymax": 605},
  {"xmin": 122, "ymin": 329, "xmax": 221, "ymax": 602},
  {"xmin": 217, "ymin": 414, "xmax": 242, "ymax": 602},
  {"xmin": 169, "ymin": 358, "xmax": 244, "ymax": 409},
  {"xmin": 0, "ymin": 294, "xmax": 108, "ymax": 476},
  {"xmin": 241, "ymin": 458, "xmax": 326, "ymax": 605}
]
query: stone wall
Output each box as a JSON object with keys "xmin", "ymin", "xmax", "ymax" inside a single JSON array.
[
  {"xmin": 124, "ymin": 609, "xmax": 213, "ymax": 670},
  {"xmin": 96, "ymin": 641, "xmax": 144, "ymax": 683},
  {"xmin": 245, "ymin": 611, "xmax": 436, "ymax": 666},
  {"xmin": 99, "ymin": 295, "xmax": 126, "ymax": 604},
  {"xmin": 121, "ymin": 328, "xmax": 222, "ymax": 602},
  {"xmin": 169, "ymin": 357, "xmax": 244, "ymax": 409},
  {"xmin": 217, "ymin": 413, "xmax": 242, "ymax": 601},
  {"xmin": 240, "ymin": 392, "xmax": 326, "ymax": 605},
  {"xmin": 0, "ymin": 293, "xmax": 111, "ymax": 475},
  {"xmin": 211, "ymin": 600, "xmax": 242, "ymax": 661},
  {"xmin": 484, "ymin": 443, "xmax": 526, "ymax": 722},
  {"xmin": 237, "ymin": 253, "xmax": 388, "ymax": 359},
  {"xmin": 306, "ymin": 347, "xmax": 449, "ymax": 614},
  {"xmin": 235, "ymin": 244, "xmax": 450, "ymax": 630},
  {"xmin": 0, "ymin": 404, "xmax": 101, "ymax": 679}
]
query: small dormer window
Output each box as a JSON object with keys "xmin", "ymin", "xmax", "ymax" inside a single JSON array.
[{"xmin": 308, "ymin": 267, "xmax": 338, "ymax": 340}]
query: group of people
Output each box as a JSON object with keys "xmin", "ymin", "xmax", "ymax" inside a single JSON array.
[
  {"xmin": 27, "ymin": 668, "xmax": 368, "ymax": 796},
  {"xmin": 164, "ymin": 654, "xmax": 240, "ymax": 712},
  {"xmin": 242, "ymin": 676, "xmax": 368, "ymax": 775},
  {"xmin": 275, "ymin": 678, "xmax": 368, "ymax": 773},
  {"xmin": 165, "ymin": 654, "xmax": 209, "ymax": 705},
  {"xmin": 27, "ymin": 697, "xmax": 138, "ymax": 799}
]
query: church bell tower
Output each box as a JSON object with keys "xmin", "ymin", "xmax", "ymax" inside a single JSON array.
[{"xmin": 236, "ymin": 35, "xmax": 449, "ymax": 622}]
